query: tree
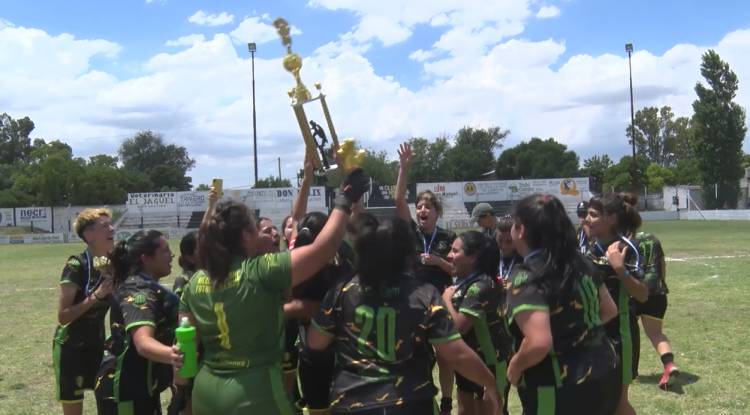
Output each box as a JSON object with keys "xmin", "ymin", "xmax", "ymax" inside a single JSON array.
[
  {"xmin": 119, "ymin": 131, "xmax": 195, "ymax": 191},
  {"xmin": 254, "ymin": 176, "xmax": 292, "ymax": 188},
  {"xmin": 406, "ymin": 137, "xmax": 451, "ymax": 183},
  {"xmin": 12, "ymin": 140, "xmax": 86, "ymax": 206},
  {"xmin": 580, "ymin": 155, "xmax": 613, "ymax": 194},
  {"xmin": 495, "ymin": 137, "xmax": 579, "ymax": 179},
  {"xmin": 602, "ymin": 155, "xmax": 649, "ymax": 193},
  {"xmin": 692, "ymin": 50, "xmax": 747, "ymax": 208},
  {"xmin": 0, "ymin": 113, "xmax": 35, "ymax": 165},
  {"xmin": 644, "ymin": 163, "xmax": 676, "ymax": 190},
  {"xmin": 360, "ymin": 150, "xmax": 397, "ymax": 185},
  {"xmin": 444, "ymin": 127, "xmax": 509, "ymax": 181},
  {"xmin": 627, "ymin": 106, "xmax": 694, "ymax": 166},
  {"xmin": 195, "ymin": 183, "xmax": 210, "ymax": 191}
]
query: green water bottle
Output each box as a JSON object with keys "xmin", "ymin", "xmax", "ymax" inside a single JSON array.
[{"xmin": 175, "ymin": 317, "xmax": 197, "ymax": 378}]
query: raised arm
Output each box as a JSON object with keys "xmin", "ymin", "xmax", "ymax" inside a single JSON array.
[
  {"xmin": 394, "ymin": 143, "xmax": 413, "ymax": 222},
  {"xmin": 200, "ymin": 187, "xmax": 219, "ymax": 230},
  {"xmin": 290, "ymin": 169, "xmax": 369, "ymax": 287}
]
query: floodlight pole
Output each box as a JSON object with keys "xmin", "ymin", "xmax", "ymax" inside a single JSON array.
[
  {"xmin": 626, "ymin": 43, "xmax": 637, "ymax": 190},
  {"xmin": 249, "ymin": 42, "xmax": 258, "ymax": 187}
]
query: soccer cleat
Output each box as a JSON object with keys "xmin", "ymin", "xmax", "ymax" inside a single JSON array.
[
  {"xmin": 440, "ymin": 397, "xmax": 453, "ymax": 415},
  {"xmin": 658, "ymin": 363, "xmax": 680, "ymax": 390}
]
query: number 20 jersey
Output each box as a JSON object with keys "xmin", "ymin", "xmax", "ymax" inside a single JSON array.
[{"xmin": 312, "ymin": 274, "xmax": 461, "ymax": 412}]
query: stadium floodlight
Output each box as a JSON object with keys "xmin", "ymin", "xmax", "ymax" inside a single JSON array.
[
  {"xmin": 249, "ymin": 43, "xmax": 258, "ymax": 186},
  {"xmin": 626, "ymin": 42, "xmax": 637, "ymax": 190}
]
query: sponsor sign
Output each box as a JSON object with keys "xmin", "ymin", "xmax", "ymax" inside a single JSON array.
[
  {"xmin": 15, "ymin": 207, "xmax": 53, "ymax": 231},
  {"xmin": 127, "ymin": 192, "xmax": 178, "ymax": 213},
  {"xmin": 176, "ymin": 191, "xmax": 208, "ymax": 210},
  {"xmin": 416, "ymin": 182, "xmax": 464, "ymax": 203},
  {"xmin": 0, "ymin": 208, "xmax": 13, "ymax": 227},
  {"xmin": 0, "ymin": 233, "xmax": 65, "ymax": 244}
]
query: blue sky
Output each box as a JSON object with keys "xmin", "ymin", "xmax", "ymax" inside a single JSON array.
[{"xmin": 1, "ymin": 1, "xmax": 749, "ymax": 187}]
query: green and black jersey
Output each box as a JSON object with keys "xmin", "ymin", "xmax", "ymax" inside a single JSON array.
[
  {"xmin": 584, "ymin": 236, "xmax": 644, "ymax": 336},
  {"xmin": 179, "ymin": 252, "xmax": 291, "ymax": 373},
  {"xmin": 451, "ymin": 273, "xmax": 512, "ymax": 364},
  {"xmin": 411, "ymin": 221, "xmax": 456, "ymax": 291},
  {"xmin": 635, "ymin": 232, "xmax": 668, "ymax": 295},
  {"xmin": 58, "ymin": 252, "xmax": 110, "ymax": 339},
  {"xmin": 172, "ymin": 270, "xmax": 195, "ymax": 299},
  {"xmin": 312, "ymin": 275, "xmax": 461, "ymax": 412},
  {"xmin": 506, "ymin": 252, "xmax": 617, "ymax": 389},
  {"xmin": 106, "ymin": 273, "xmax": 179, "ymax": 401}
]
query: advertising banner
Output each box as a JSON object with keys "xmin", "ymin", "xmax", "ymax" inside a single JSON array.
[
  {"xmin": 14, "ymin": 207, "xmax": 53, "ymax": 232},
  {"xmin": 0, "ymin": 208, "xmax": 13, "ymax": 227}
]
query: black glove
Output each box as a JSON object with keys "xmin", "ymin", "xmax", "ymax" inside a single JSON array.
[
  {"xmin": 334, "ymin": 168, "xmax": 370, "ymax": 213},
  {"xmin": 167, "ymin": 384, "xmax": 189, "ymax": 415}
]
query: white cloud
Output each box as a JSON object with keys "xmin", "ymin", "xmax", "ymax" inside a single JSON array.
[
  {"xmin": 536, "ymin": 5, "xmax": 560, "ymax": 19},
  {"xmin": 165, "ymin": 34, "xmax": 206, "ymax": 47},
  {"xmin": 229, "ymin": 16, "xmax": 301, "ymax": 46},
  {"xmin": 188, "ymin": 10, "xmax": 235, "ymax": 27},
  {"xmin": 1, "ymin": 7, "xmax": 749, "ymax": 189},
  {"xmin": 409, "ymin": 49, "xmax": 434, "ymax": 62}
]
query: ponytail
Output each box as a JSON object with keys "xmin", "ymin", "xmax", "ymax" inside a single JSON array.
[
  {"xmin": 589, "ymin": 193, "xmax": 642, "ymax": 236},
  {"xmin": 356, "ymin": 217, "xmax": 415, "ymax": 295},
  {"xmin": 108, "ymin": 230, "xmax": 164, "ymax": 284}
]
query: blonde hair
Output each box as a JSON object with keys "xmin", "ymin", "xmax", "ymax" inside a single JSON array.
[{"xmin": 74, "ymin": 208, "xmax": 112, "ymax": 241}]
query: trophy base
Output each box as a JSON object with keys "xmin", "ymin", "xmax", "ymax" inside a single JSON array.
[{"xmin": 315, "ymin": 164, "xmax": 339, "ymax": 177}]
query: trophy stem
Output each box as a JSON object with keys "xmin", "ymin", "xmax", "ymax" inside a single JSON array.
[
  {"xmin": 292, "ymin": 105, "xmax": 324, "ymax": 170},
  {"xmin": 319, "ymin": 93, "xmax": 340, "ymax": 149}
]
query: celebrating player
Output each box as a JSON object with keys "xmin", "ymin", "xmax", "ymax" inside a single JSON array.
[
  {"xmin": 444, "ymin": 231, "xmax": 512, "ymax": 415},
  {"xmin": 506, "ymin": 194, "xmax": 621, "ymax": 415},
  {"xmin": 178, "ymin": 169, "xmax": 369, "ymax": 415},
  {"xmin": 635, "ymin": 230, "xmax": 679, "ymax": 390},
  {"xmin": 53, "ymin": 208, "xmax": 114, "ymax": 415},
  {"xmin": 94, "ymin": 230, "xmax": 183, "ymax": 414},
  {"xmin": 394, "ymin": 142, "xmax": 457, "ymax": 414},
  {"xmin": 307, "ymin": 217, "xmax": 501, "ymax": 415},
  {"xmin": 585, "ymin": 193, "xmax": 649, "ymax": 415}
]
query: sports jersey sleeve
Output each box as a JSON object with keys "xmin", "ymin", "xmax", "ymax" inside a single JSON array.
[
  {"xmin": 60, "ymin": 256, "xmax": 84, "ymax": 287},
  {"xmin": 457, "ymin": 279, "xmax": 493, "ymax": 319},
  {"xmin": 425, "ymin": 288, "xmax": 461, "ymax": 344},
  {"xmin": 254, "ymin": 251, "xmax": 292, "ymax": 292},
  {"xmin": 178, "ymin": 279, "xmax": 192, "ymax": 315},
  {"xmin": 120, "ymin": 285, "xmax": 159, "ymax": 332},
  {"xmin": 507, "ymin": 269, "xmax": 548, "ymax": 322},
  {"xmin": 624, "ymin": 240, "xmax": 645, "ymax": 281},
  {"xmin": 640, "ymin": 238, "xmax": 665, "ymax": 293},
  {"xmin": 311, "ymin": 280, "xmax": 344, "ymax": 338}
]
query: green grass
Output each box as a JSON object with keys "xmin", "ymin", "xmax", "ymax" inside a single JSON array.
[{"xmin": 1, "ymin": 221, "xmax": 749, "ymax": 414}]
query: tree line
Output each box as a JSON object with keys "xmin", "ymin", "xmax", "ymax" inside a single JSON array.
[{"xmin": 1, "ymin": 50, "xmax": 746, "ymax": 209}]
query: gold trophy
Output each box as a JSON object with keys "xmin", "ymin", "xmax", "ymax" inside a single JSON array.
[{"xmin": 273, "ymin": 18, "xmax": 364, "ymax": 173}]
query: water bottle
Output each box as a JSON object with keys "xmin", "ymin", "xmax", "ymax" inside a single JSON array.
[{"xmin": 175, "ymin": 317, "xmax": 198, "ymax": 378}]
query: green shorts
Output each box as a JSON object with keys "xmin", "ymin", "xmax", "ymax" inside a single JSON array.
[{"xmin": 192, "ymin": 364, "xmax": 295, "ymax": 415}]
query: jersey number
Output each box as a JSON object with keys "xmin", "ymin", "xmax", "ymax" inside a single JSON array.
[
  {"xmin": 214, "ymin": 302, "xmax": 232, "ymax": 350},
  {"xmin": 355, "ymin": 305, "xmax": 396, "ymax": 362}
]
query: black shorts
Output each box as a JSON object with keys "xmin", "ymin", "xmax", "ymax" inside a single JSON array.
[
  {"xmin": 53, "ymin": 325, "xmax": 104, "ymax": 402},
  {"xmin": 331, "ymin": 399, "xmax": 435, "ymax": 415},
  {"xmin": 636, "ymin": 294, "xmax": 668, "ymax": 320},
  {"xmin": 517, "ymin": 367, "xmax": 621, "ymax": 415},
  {"xmin": 94, "ymin": 353, "xmax": 163, "ymax": 415}
]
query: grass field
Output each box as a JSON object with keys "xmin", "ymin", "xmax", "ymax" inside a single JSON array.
[{"xmin": 1, "ymin": 220, "xmax": 749, "ymax": 414}]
